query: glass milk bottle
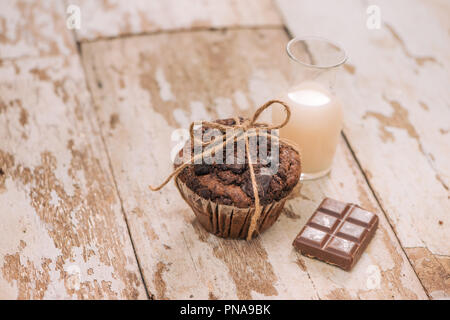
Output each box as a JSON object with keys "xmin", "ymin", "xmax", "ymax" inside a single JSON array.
[{"xmin": 273, "ymin": 37, "xmax": 347, "ymax": 180}]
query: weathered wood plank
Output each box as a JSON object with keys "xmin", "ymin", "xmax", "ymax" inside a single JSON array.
[
  {"xmin": 276, "ymin": 0, "xmax": 450, "ymax": 299},
  {"xmin": 71, "ymin": 0, "xmax": 282, "ymax": 41},
  {"xmin": 0, "ymin": 0, "xmax": 75, "ymax": 60},
  {"xmin": 81, "ymin": 29, "xmax": 427, "ymax": 299},
  {"xmin": 0, "ymin": 54, "xmax": 147, "ymax": 299}
]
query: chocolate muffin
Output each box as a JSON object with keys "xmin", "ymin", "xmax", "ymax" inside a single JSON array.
[{"xmin": 174, "ymin": 118, "xmax": 301, "ymax": 239}]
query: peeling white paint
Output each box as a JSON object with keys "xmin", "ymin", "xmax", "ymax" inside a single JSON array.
[
  {"xmin": 155, "ymin": 67, "xmax": 175, "ymax": 102},
  {"xmin": 173, "ymin": 108, "xmax": 190, "ymax": 128},
  {"xmin": 214, "ymin": 97, "xmax": 233, "ymax": 119},
  {"xmin": 189, "ymin": 101, "xmax": 209, "ymax": 121},
  {"xmin": 49, "ymin": 190, "xmax": 59, "ymax": 207},
  {"xmin": 72, "ymin": 0, "xmax": 282, "ymax": 41},
  {"xmin": 233, "ymin": 90, "xmax": 249, "ymax": 110}
]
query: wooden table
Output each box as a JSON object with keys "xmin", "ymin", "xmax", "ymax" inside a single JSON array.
[{"xmin": 0, "ymin": 0, "xmax": 448, "ymax": 300}]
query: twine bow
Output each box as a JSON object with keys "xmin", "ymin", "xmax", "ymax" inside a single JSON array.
[{"xmin": 149, "ymin": 100, "xmax": 300, "ymax": 240}]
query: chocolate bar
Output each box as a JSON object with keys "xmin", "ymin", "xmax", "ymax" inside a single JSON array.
[{"xmin": 293, "ymin": 198, "xmax": 378, "ymax": 271}]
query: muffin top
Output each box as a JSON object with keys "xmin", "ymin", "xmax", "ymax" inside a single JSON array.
[{"xmin": 175, "ymin": 118, "xmax": 301, "ymax": 208}]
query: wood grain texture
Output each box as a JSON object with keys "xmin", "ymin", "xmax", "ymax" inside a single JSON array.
[
  {"xmin": 276, "ymin": 0, "xmax": 450, "ymax": 299},
  {"xmin": 0, "ymin": 54, "xmax": 146, "ymax": 299},
  {"xmin": 72, "ymin": 0, "xmax": 282, "ymax": 41},
  {"xmin": 0, "ymin": 0, "xmax": 75, "ymax": 60},
  {"xmin": 81, "ymin": 29, "xmax": 427, "ymax": 299}
]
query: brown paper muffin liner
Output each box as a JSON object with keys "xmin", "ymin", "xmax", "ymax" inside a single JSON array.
[{"xmin": 175, "ymin": 177, "xmax": 287, "ymax": 239}]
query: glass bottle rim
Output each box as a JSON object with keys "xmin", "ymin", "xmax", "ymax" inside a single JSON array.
[{"xmin": 286, "ymin": 36, "xmax": 348, "ymax": 69}]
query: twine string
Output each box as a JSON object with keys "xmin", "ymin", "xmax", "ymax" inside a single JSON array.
[{"xmin": 149, "ymin": 100, "xmax": 299, "ymax": 240}]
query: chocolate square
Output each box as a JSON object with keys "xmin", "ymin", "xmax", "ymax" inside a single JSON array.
[{"xmin": 293, "ymin": 198, "xmax": 379, "ymax": 271}]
